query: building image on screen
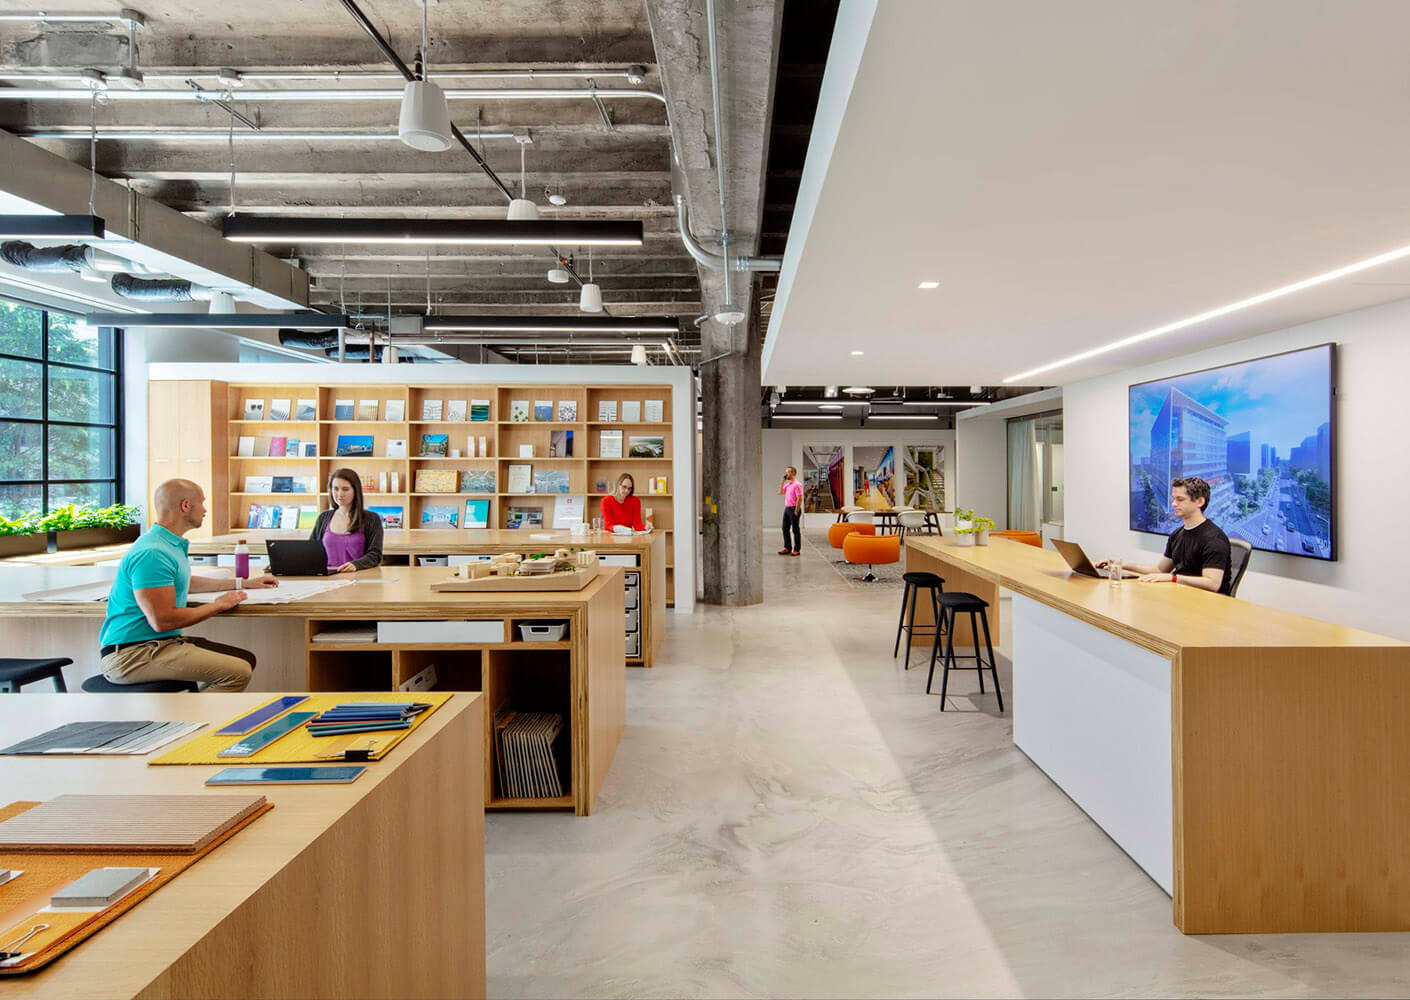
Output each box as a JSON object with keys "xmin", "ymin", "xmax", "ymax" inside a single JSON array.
[{"xmin": 1128, "ymin": 344, "xmax": 1334, "ymax": 560}]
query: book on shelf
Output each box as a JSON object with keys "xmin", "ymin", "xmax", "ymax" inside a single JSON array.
[
  {"xmin": 291, "ymin": 475, "xmax": 315, "ymax": 494},
  {"xmin": 389, "ymin": 470, "xmax": 400, "ymax": 493},
  {"xmin": 647, "ymin": 475, "xmax": 670, "ymax": 495},
  {"xmin": 421, "ymin": 504, "xmax": 459, "ymax": 528},
  {"xmin": 356, "ymin": 399, "xmax": 379, "ymax": 421},
  {"xmin": 361, "ymin": 474, "xmax": 378, "ymax": 493},
  {"xmin": 379, "ymin": 471, "xmax": 388, "ymax": 492},
  {"xmin": 519, "ymin": 444, "xmax": 534, "ymax": 458},
  {"xmin": 244, "ymin": 475, "xmax": 274, "ymax": 494},
  {"xmin": 386, "ymin": 438, "xmax": 407, "ymax": 458},
  {"xmin": 297, "ymin": 505, "xmax": 321, "ymax": 529},
  {"xmin": 509, "ymin": 399, "xmax": 530, "ymax": 423},
  {"xmin": 599, "ymin": 430, "xmax": 623, "ymax": 458},
  {"xmin": 463, "ymin": 498, "xmax": 490, "ymax": 529},
  {"xmin": 280, "ymin": 504, "xmax": 300, "ymax": 528},
  {"xmin": 271, "ymin": 476, "xmax": 293, "ymax": 494},
  {"xmin": 459, "ymin": 469, "xmax": 496, "ymax": 494},
  {"xmin": 446, "ymin": 399, "xmax": 468, "ymax": 422},
  {"xmin": 505, "ymin": 505, "xmax": 543, "ymax": 530},
  {"xmin": 254, "ymin": 436, "xmax": 272, "ymax": 457},
  {"xmin": 533, "ymin": 399, "xmax": 553, "ymax": 422},
  {"xmin": 421, "ymin": 399, "xmax": 443, "ymax": 421},
  {"xmin": 236, "ymin": 436, "xmax": 255, "ymax": 457},
  {"xmin": 301, "ymin": 441, "xmax": 318, "ymax": 457},
  {"xmin": 414, "ymin": 468, "xmax": 458, "ymax": 493},
  {"xmin": 333, "ymin": 398, "xmax": 354, "ymax": 420},
  {"xmin": 533, "ymin": 469, "xmax": 571, "ymax": 494},
  {"xmin": 295, "ymin": 398, "xmax": 317, "ymax": 421},
  {"xmin": 506, "ymin": 463, "xmax": 532, "ymax": 494},
  {"xmin": 621, "ymin": 400, "xmax": 641, "ymax": 422},
  {"xmin": 597, "ymin": 399, "xmax": 617, "ymax": 421},
  {"xmin": 367, "ymin": 505, "xmax": 404, "ymax": 529},
  {"xmin": 628, "ymin": 435, "xmax": 665, "ymax": 458},
  {"xmin": 470, "ymin": 399, "xmax": 491, "ymax": 422},
  {"xmin": 268, "ymin": 398, "xmax": 291, "ymax": 421},
  {"xmin": 549, "ymin": 429, "xmax": 573, "ymax": 457},
  {"xmin": 553, "ymin": 495, "xmax": 586, "ymax": 529},
  {"xmin": 419, "ymin": 433, "xmax": 448, "ymax": 457},
  {"xmin": 285, "ymin": 438, "xmax": 300, "ymax": 457},
  {"xmin": 336, "ymin": 434, "xmax": 374, "ymax": 457},
  {"xmin": 243, "ymin": 398, "xmax": 264, "ymax": 420},
  {"xmin": 477, "ymin": 435, "xmax": 490, "ymax": 458},
  {"xmin": 269, "ymin": 435, "xmax": 287, "ymax": 458},
  {"xmin": 644, "ymin": 398, "xmax": 664, "ymax": 422},
  {"xmin": 558, "ymin": 399, "xmax": 578, "ymax": 422},
  {"xmin": 384, "ymin": 399, "xmax": 405, "ymax": 422}
]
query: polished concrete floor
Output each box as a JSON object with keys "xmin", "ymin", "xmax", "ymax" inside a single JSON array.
[{"xmin": 484, "ymin": 526, "xmax": 1410, "ymax": 998}]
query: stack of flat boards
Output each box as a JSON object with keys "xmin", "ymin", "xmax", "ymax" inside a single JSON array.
[
  {"xmin": 0, "ymin": 721, "xmax": 204, "ymax": 756},
  {"xmin": 494, "ymin": 711, "xmax": 566, "ymax": 799},
  {"xmin": 0, "ymin": 794, "xmax": 266, "ymax": 853}
]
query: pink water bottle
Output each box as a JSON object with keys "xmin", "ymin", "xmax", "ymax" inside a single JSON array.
[{"xmin": 234, "ymin": 537, "xmax": 250, "ymax": 580}]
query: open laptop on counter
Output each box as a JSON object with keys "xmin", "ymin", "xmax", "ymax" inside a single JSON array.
[{"xmin": 1051, "ymin": 539, "xmax": 1138, "ymax": 579}]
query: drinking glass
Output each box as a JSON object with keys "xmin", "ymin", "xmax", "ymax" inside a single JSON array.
[
  {"xmin": 1108, "ymin": 558, "xmax": 1123, "ymax": 586},
  {"xmin": 591, "ymin": 516, "xmax": 603, "ymax": 534}
]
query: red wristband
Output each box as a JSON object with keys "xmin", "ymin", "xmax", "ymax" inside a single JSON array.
[{"xmin": 1170, "ymin": 571, "xmax": 1177, "ymax": 583}]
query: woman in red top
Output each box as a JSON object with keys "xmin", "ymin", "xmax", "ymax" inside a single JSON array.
[{"xmin": 601, "ymin": 473, "xmax": 653, "ymax": 532}]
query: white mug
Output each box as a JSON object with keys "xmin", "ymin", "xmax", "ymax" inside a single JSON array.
[{"xmin": 450, "ymin": 448, "xmax": 462, "ymax": 458}]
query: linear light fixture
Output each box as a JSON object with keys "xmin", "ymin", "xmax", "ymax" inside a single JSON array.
[
  {"xmin": 398, "ymin": 336, "xmax": 671, "ymax": 348},
  {"xmin": 0, "ymin": 214, "xmax": 105, "ymax": 239},
  {"xmin": 84, "ymin": 311, "xmax": 350, "ymax": 329},
  {"xmin": 221, "ymin": 217, "xmax": 644, "ymax": 247},
  {"xmin": 1003, "ymin": 240, "xmax": 1410, "ymax": 383},
  {"xmin": 775, "ymin": 414, "xmax": 843, "ymax": 420},
  {"xmin": 867, "ymin": 413, "xmax": 941, "ymax": 421},
  {"xmin": 900, "ymin": 399, "xmax": 991, "ymax": 407},
  {"xmin": 422, "ymin": 315, "xmax": 678, "ymax": 334}
]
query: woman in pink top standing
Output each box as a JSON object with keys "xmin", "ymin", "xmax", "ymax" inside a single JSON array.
[{"xmin": 778, "ymin": 465, "xmax": 803, "ymax": 556}]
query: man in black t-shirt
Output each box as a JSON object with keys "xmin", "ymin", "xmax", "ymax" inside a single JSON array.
[{"xmin": 1099, "ymin": 476, "xmax": 1232, "ymax": 594}]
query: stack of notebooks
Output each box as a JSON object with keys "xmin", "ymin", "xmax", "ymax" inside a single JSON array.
[
  {"xmin": 495, "ymin": 711, "xmax": 566, "ymax": 799},
  {"xmin": 305, "ymin": 702, "xmax": 431, "ymax": 737}
]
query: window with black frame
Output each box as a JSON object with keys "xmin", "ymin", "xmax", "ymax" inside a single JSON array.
[{"xmin": 0, "ymin": 297, "xmax": 122, "ymax": 519}]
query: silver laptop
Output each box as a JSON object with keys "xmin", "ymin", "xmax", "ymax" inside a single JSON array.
[{"xmin": 1051, "ymin": 538, "xmax": 1138, "ymax": 579}]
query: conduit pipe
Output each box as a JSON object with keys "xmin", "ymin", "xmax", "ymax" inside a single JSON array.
[
  {"xmin": 18, "ymin": 127, "xmax": 520, "ymax": 142},
  {"xmin": 673, "ymin": 192, "xmax": 780, "ymax": 273},
  {"xmin": 0, "ymin": 68, "xmax": 646, "ymax": 84},
  {"xmin": 0, "ymin": 87, "xmax": 666, "ymax": 104}
]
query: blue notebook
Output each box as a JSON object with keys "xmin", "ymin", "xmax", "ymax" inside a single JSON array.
[{"xmin": 206, "ymin": 765, "xmax": 366, "ymax": 785}]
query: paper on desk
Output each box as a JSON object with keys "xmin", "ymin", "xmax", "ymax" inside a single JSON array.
[
  {"xmin": 24, "ymin": 579, "xmax": 112, "ymax": 602},
  {"xmin": 188, "ymin": 578, "xmax": 353, "ymax": 605}
]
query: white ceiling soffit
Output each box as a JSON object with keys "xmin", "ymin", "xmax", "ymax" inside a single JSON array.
[{"xmin": 764, "ymin": 0, "xmax": 1410, "ymax": 387}]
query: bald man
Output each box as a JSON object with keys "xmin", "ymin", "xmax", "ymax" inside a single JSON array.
[{"xmin": 98, "ymin": 479, "xmax": 277, "ymax": 691}]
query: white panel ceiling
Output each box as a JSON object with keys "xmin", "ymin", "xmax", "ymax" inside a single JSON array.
[{"xmin": 764, "ymin": 0, "xmax": 1410, "ymax": 386}]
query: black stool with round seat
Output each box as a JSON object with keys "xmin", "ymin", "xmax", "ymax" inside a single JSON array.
[
  {"xmin": 81, "ymin": 675, "xmax": 199, "ymax": 694},
  {"xmin": 893, "ymin": 571, "xmax": 945, "ymax": 670},
  {"xmin": 0, "ymin": 657, "xmax": 72, "ymax": 693},
  {"xmin": 926, "ymin": 592, "xmax": 1003, "ymax": 712}
]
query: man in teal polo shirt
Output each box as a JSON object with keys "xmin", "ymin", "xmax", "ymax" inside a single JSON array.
[{"xmin": 99, "ymin": 478, "xmax": 277, "ymax": 691}]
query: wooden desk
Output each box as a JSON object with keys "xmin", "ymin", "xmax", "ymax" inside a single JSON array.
[
  {"xmin": 0, "ymin": 692, "xmax": 485, "ymax": 1000},
  {"xmin": 904, "ymin": 535, "xmax": 1410, "ymax": 934},
  {"xmin": 0, "ymin": 566, "xmax": 625, "ymax": 815},
  {"xmin": 189, "ymin": 529, "xmax": 668, "ymax": 667}
]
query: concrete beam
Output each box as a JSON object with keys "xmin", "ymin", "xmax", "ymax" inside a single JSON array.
[{"xmin": 0, "ymin": 128, "xmax": 308, "ymax": 309}]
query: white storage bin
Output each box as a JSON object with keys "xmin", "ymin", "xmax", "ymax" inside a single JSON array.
[
  {"xmin": 189, "ymin": 554, "xmax": 219, "ymax": 566},
  {"xmin": 623, "ymin": 570, "xmax": 640, "ymax": 589},
  {"xmin": 624, "ymin": 585, "xmax": 639, "ymax": 610},
  {"xmin": 418, "ymin": 555, "xmax": 449, "ymax": 567},
  {"xmin": 626, "ymin": 631, "xmax": 641, "ymax": 657},
  {"xmin": 518, "ymin": 621, "xmax": 569, "ymax": 642},
  {"xmin": 376, "ymin": 619, "xmax": 504, "ymax": 644},
  {"xmin": 448, "ymin": 554, "xmax": 493, "ymax": 566},
  {"xmin": 598, "ymin": 554, "xmax": 639, "ymax": 568},
  {"xmin": 624, "ymin": 607, "xmax": 640, "ymax": 632}
]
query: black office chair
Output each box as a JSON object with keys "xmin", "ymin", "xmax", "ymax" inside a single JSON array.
[
  {"xmin": 81, "ymin": 675, "xmax": 199, "ymax": 694},
  {"xmin": 0, "ymin": 657, "xmax": 72, "ymax": 693},
  {"xmin": 1227, "ymin": 539, "xmax": 1253, "ymax": 598}
]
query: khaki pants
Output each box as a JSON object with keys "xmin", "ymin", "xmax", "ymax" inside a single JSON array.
[{"xmin": 101, "ymin": 636, "xmax": 256, "ymax": 693}]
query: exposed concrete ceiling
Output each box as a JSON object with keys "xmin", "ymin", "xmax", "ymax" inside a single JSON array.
[
  {"xmin": 765, "ymin": 0, "xmax": 1410, "ymax": 387},
  {"xmin": 0, "ymin": 0, "xmax": 789, "ymax": 365}
]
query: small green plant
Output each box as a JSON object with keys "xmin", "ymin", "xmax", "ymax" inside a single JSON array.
[
  {"xmin": 1, "ymin": 503, "xmax": 142, "ymax": 536},
  {"xmin": 954, "ymin": 507, "xmax": 975, "ymax": 522},
  {"xmin": 953, "ymin": 523, "xmax": 976, "ymax": 534},
  {"xmin": 973, "ymin": 515, "xmax": 996, "ymax": 533},
  {"xmin": 0, "ymin": 513, "xmax": 43, "ymax": 537}
]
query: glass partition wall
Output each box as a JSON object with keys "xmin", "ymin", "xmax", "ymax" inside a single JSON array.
[{"xmin": 1006, "ymin": 412, "xmax": 1063, "ymax": 532}]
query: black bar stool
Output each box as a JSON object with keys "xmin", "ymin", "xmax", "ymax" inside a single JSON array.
[
  {"xmin": 926, "ymin": 592, "xmax": 1003, "ymax": 712},
  {"xmin": 894, "ymin": 571, "xmax": 944, "ymax": 670},
  {"xmin": 81, "ymin": 676, "xmax": 199, "ymax": 693},
  {"xmin": 0, "ymin": 657, "xmax": 71, "ymax": 693}
]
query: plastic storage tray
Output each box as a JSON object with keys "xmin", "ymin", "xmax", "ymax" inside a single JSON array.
[{"xmin": 518, "ymin": 620, "xmax": 569, "ymax": 642}]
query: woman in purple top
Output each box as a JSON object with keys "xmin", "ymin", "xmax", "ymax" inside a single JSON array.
[{"xmin": 309, "ymin": 468, "xmax": 384, "ymax": 572}]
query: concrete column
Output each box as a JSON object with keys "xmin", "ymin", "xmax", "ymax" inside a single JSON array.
[{"xmin": 700, "ymin": 289, "xmax": 763, "ymax": 606}]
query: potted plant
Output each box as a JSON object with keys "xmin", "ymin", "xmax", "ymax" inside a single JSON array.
[
  {"xmin": 952, "ymin": 524, "xmax": 976, "ymax": 547},
  {"xmin": 0, "ymin": 512, "xmax": 46, "ymax": 558},
  {"xmin": 48, "ymin": 503, "xmax": 144, "ymax": 550},
  {"xmin": 954, "ymin": 507, "xmax": 975, "ymax": 533},
  {"xmin": 973, "ymin": 515, "xmax": 996, "ymax": 545}
]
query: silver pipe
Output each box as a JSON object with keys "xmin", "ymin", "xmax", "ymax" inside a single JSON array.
[
  {"xmin": 705, "ymin": 0, "xmax": 731, "ymax": 276},
  {"xmin": 0, "ymin": 11, "xmax": 141, "ymax": 23},
  {"xmin": 0, "ymin": 68, "xmax": 644, "ymax": 84},
  {"xmin": 0, "ymin": 86, "xmax": 667, "ymax": 104},
  {"xmin": 17, "ymin": 128, "xmax": 518, "ymax": 141},
  {"xmin": 673, "ymin": 193, "xmax": 781, "ymax": 273}
]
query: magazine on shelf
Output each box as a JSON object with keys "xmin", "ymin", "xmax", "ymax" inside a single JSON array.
[
  {"xmin": 297, "ymin": 505, "xmax": 321, "ymax": 529},
  {"xmin": 463, "ymin": 498, "xmax": 490, "ymax": 529},
  {"xmin": 414, "ymin": 469, "xmax": 457, "ymax": 493},
  {"xmin": 295, "ymin": 398, "xmax": 317, "ymax": 421},
  {"xmin": 505, "ymin": 505, "xmax": 543, "ymax": 530},
  {"xmin": 509, "ymin": 399, "xmax": 530, "ymax": 422},
  {"xmin": 506, "ymin": 464, "xmax": 532, "ymax": 494},
  {"xmin": 533, "ymin": 400, "xmax": 553, "ymax": 422},
  {"xmin": 621, "ymin": 400, "xmax": 641, "ymax": 423},
  {"xmin": 421, "ymin": 399, "xmax": 444, "ymax": 421},
  {"xmin": 549, "ymin": 429, "xmax": 574, "ymax": 457},
  {"xmin": 271, "ymin": 476, "xmax": 293, "ymax": 493},
  {"xmin": 243, "ymin": 475, "xmax": 274, "ymax": 494},
  {"xmin": 384, "ymin": 399, "xmax": 405, "ymax": 422},
  {"xmin": 236, "ymin": 436, "xmax": 255, "ymax": 457},
  {"xmin": 459, "ymin": 469, "xmax": 496, "ymax": 494},
  {"xmin": 446, "ymin": 399, "xmax": 468, "ymax": 422},
  {"xmin": 470, "ymin": 399, "xmax": 491, "ymax": 422},
  {"xmin": 333, "ymin": 398, "xmax": 354, "ymax": 420},
  {"xmin": 533, "ymin": 469, "xmax": 571, "ymax": 494},
  {"xmin": 268, "ymin": 399, "xmax": 291, "ymax": 421},
  {"xmin": 301, "ymin": 441, "xmax": 318, "ymax": 457},
  {"xmin": 243, "ymin": 398, "xmax": 264, "ymax": 421},
  {"xmin": 597, "ymin": 399, "xmax": 617, "ymax": 421},
  {"xmin": 368, "ymin": 505, "xmax": 404, "ymax": 529},
  {"xmin": 269, "ymin": 436, "xmax": 287, "ymax": 458},
  {"xmin": 643, "ymin": 398, "xmax": 664, "ymax": 422},
  {"xmin": 284, "ymin": 438, "xmax": 300, "ymax": 457},
  {"xmin": 628, "ymin": 435, "xmax": 665, "ymax": 458},
  {"xmin": 336, "ymin": 435, "xmax": 374, "ymax": 457},
  {"xmin": 356, "ymin": 399, "xmax": 379, "ymax": 421},
  {"xmin": 598, "ymin": 430, "xmax": 623, "ymax": 458},
  {"xmin": 386, "ymin": 438, "xmax": 407, "ymax": 458},
  {"xmin": 558, "ymin": 400, "xmax": 578, "ymax": 422},
  {"xmin": 421, "ymin": 504, "xmax": 459, "ymax": 528},
  {"xmin": 419, "ymin": 433, "xmax": 449, "ymax": 457}
]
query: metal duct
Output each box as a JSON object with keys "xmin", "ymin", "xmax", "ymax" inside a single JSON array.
[
  {"xmin": 278, "ymin": 328, "xmax": 376, "ymax": 349},
  {"xmin": 325, "ymin": 345, "xmax": 412, "ymax": 362},
  {"xmin": 110, "ymin": 274, "xmax": 216, "ymax": 302},
  {"xmin": 0, "ymin": 241, "xmax": 91, "ymax": 273}
]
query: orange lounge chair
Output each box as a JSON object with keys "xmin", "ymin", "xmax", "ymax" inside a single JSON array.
[
  {"xmin": 991, "ymin": 530, "xmax": 1041, "ymax": 547},
  {"xmin": 828, "ymin": 522, "xmax": 876, "ymax": 550},
  {"xmin": 843, "ymin": 532, "xmax": 900, "ymax": 582}
]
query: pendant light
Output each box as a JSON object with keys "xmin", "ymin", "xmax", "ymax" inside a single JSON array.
[
  {"xmin": 506, "ymin": 134, "xmax": 538, "ymax": 220},
  {"xmin": 578, "ymin": 246, "xmax": 603, "ymax": 313},
  {"xmin": 630, "ymin": 344, "xmax": 648, "ymax": 366},
  {"xmin": 398, "ymin": 0, "xmax": 453, "ymax": 152}
]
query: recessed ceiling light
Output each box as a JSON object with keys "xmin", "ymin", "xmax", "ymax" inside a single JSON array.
[
  {"xmin": 1002, "ymin": 240, "xmax": 1410, "ymax": 383},
  {"xmin": 918, "ymin": 280, "xmax": 940, "ymax": 289},
  {"xmin": 850, "ymin": 350, "xmax": 864, "ymax": 356},
  {"xmin": 841, "ymin": 386, "xmax": 873, "ymax": 396}
]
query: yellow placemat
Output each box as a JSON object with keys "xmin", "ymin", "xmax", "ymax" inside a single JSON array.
[{"xmin": 149, "ymin": 692, "xmax": 453, "ymax": 766}]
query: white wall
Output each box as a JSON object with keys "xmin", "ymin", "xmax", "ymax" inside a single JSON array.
[
  {"xmin": 954, "ymin": 418, "xmax": 1008, "ymax": 528},
  {"xmin": 1064, "ymin": 295, "xmax": 1410, "ymax": 640},
  {"xmin": 759, "ymin": 427, "xmax": 956, "ymax": 526}
]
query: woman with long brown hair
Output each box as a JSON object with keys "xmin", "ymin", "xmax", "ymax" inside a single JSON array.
[{"xmin": 308, "ymin": 467, "xmax": 385, "ymax": 572}]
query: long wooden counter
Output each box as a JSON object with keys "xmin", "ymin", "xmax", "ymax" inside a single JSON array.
[
  {"xmin": 189, "ymin": 528, "xmax": 668, "ymax": 667},
  {"xmin": 0, "ymin": 565, "xmax": 624, "ymax": 815},
  {"xmin": 904, "ymin": 536, "xmax": 1410, "ymax": 934},
  {"xmin": 0, "ymin": 691, "xmax": 485, "ymax": 1000}
]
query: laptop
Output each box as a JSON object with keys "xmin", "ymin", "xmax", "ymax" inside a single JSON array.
[
  {"xmin": 1051, "ymin": 538, "xmax": 1138, "ymax": 579},
  {"xmin": 265, "ymin": 539, "xmax": 329, "ymax": 577}
]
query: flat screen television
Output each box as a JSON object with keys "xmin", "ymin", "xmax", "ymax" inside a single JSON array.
[{"xmin": 1128, "ymin": 343, "xmax": 1335, "ymax": 560}]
